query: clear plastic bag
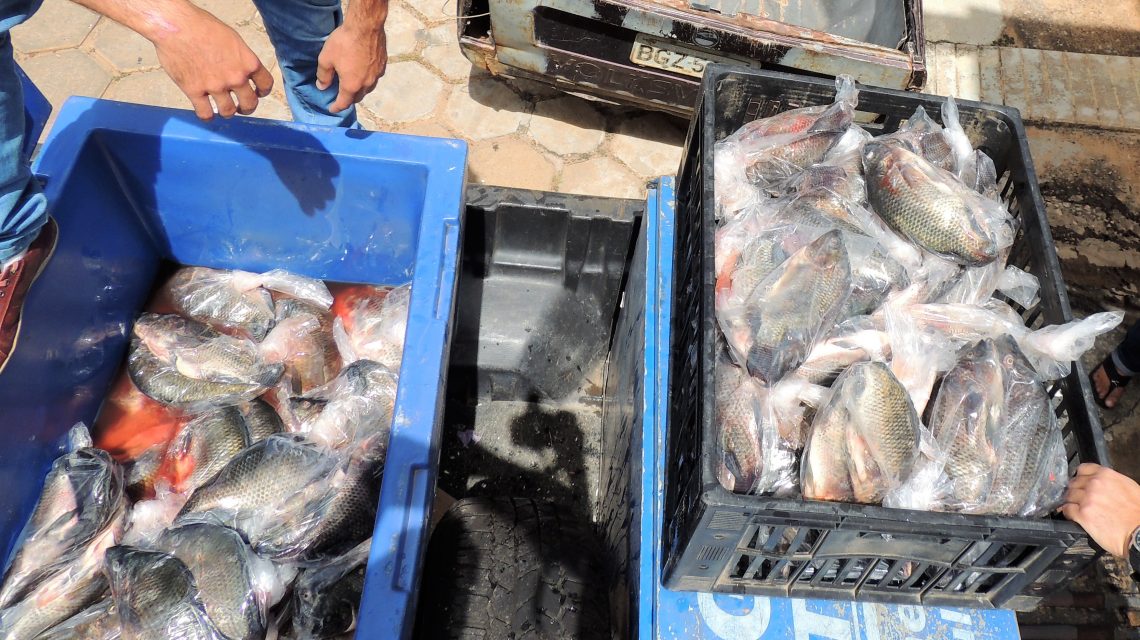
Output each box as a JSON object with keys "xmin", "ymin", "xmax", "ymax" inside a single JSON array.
[
  {"xmin": 0, "ymin": 509, "xmax": 125, "ymax": 640},
  {"xmin": 884, "ymin": 301, "xmax": 959, "ymax": 416},
  {"xmin": 1020, "ymin": 311, "xmax": 1124, "ymax": 379},
  {"xmin": 983, "ymin": 336, "xmax": 1066, "ymax": 516},
  {"xmin": 31, "ymin": 599, "xmax": 121, "ymax": 640},
  {"xmin": 717, "ymin": 76, "xmax": 859, "ymax": 192},
  {"xmin": 863, "ymin": 140, "xmax": 1016, "ymax": 267},
  {"xmin": 791, "ymin": 315, "xmax": 890, "ymax": 386},
  {"xmin": 155, "ymin": 523, "xmax": 283, "ymax": 640},
  {"xmin": 164, "ymin": 267, "xmax": 331, "ymax": 341},
  {"xmin": 272, "ymin": 299, "xmax": 343, "ymax": 394},
  {"xmin": 337, "ymin": 283, "xmax": 411, "ymax": 371},
  {"xmin": 0, "ymin": 430, "xmax": 125, "ymax": 612},
  {"xmin": 290, "ymin": 538, "xmax": 371, "ymax": 640},
  {"xmin": 802, "ymin": 361, "xmax": 921, "ymax": 504},
  {"xmin": 286, "ymin": 360, "xmax": 399, "ymax": 450},
  {"xmin": 996, "ymin": 265, "xmax": 1040, "ymax": 309},
  {"xmin": 254, "ymin": 433, "xmax": 385, "ymax": 561},
  {"xmin": 717, "ymin": 230, "xmax": 852, "ymax": 384},
  {"xmin": 887, "ymin": 339, "xmax": 1005, "ymax": 513},
  {"xmin": 941, "ymin": 97, "xmax": 976, "ymax": 178},
  {"xmin": 104, "ymin": 546, "xmax": 227, "ymax": 640},
  {"xmin": 129, "ymin": 314, "xmax": 283, "ymax": 410}
]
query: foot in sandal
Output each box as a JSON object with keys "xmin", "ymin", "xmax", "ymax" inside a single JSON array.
[{"xmin": 1092, "ymin": 354, "xmax": 1132, "ymax": 409}]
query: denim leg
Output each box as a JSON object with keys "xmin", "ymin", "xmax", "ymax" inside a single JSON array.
[
  {"xmin": 0, "ymin": 0, "xmax": 48, "ymax": 264},
  {"xmin": 1112, "ymin": 320, "xmax": 1140, "ymax": 376},
  {"xmin": 254, "ymin": 0, "xmax": 361, "ymax": 129}
]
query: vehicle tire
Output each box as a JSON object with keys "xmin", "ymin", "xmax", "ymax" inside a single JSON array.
[{"xmin": 415, "ymin": 496, "xmax": 610, "ymax": 640}]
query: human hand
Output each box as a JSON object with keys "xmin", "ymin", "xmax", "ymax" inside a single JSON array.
[
  {"xmin": 316, "ymin": 22, "xmax": 388, "ymax": 113},
  {"xmin": 150, "ymin": 4, "xmax": 273, "ymax": 120},
  {"xmin": 1061, "ymin": 463, "xmax": 1140, "ymax": 557}
]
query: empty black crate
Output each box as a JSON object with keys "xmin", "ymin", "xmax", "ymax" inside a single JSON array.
[{"xmin": 665, "ymin": 65, "xmax": 1110, "ymax": 611}]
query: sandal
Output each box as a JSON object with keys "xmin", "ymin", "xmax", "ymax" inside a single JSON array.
[{"xmin": 1091, "ymin": 355, "xmax": 1132, "ymax": 409}]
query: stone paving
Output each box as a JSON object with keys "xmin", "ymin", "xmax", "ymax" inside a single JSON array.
[{"xmin": 10, "ymin": 0, "xmax": 685, "ymax": 200}]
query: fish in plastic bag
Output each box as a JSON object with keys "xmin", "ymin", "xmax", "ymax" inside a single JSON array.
[
  {"xmin": 334, "ymin": 283, "xmax": 411, "ymax": 371},
  {"xmin": 863, "ymin": 140, "xmax": 1015, "ymax": 267},
  {"xmin": 154, "ymin": 523, "xmax": 284, "ymax": 640},
  {"xmin": 176, "ymin": 434, "xmax": 338, "ymax": 543},
  {"xmin": 983, "ymin": 336, "xmax": 1066, "ymax": 516},
  {"xmin": 888, "ymin": 339, "xmax": 1005, "ymax": 513},
  {"xmin": 0, "ymin": 509, "xmax": 125, "ymax": 640},
  {"xmin": 163, "ymin": 267, "xmax": 332, "ymax": 341},
  {"xmin": 104, "ymin": 546, "xmax": 227, "ymax": 640},
  {"xmin": 802, "ymin": 362, "xmax": 921, "ymax": 504},
  {"xmin": 715, "ymin": 350, "xmax": 765, "ymax": 494},
  {"xmin": 284, "ymin": 360, "xmax": 399, "ymax": 450},
  {"xmin": 160, "ymin": 402, "xmax": 283, "ymax": 495},
  {"xmin": 715, "ymin": 75, "xmax": 859, "ymax": 202},
  {"xmin": 32, "ymin": 599, "xmax": 121, "ymax": 640},
  {"xmin": 255, "ymin": 433, "xmax": 384, "ymax": 561},
  {"xmin": 290, "ymin": 538, "xmax": 371, "ymax": 640},
  {"xmin": 718, "ymin": 230, "xmax": 852, "ymax": 384},
  {"xmin": 272, "ymin": 298, "xmax": 343, "ymax": 394},
  {"xmin": 128, "ymin": 314, "xmax": 283, "ymax": 410},
  {"xmin": 0, "ymin": 426, "xmax": 125, "ymax": 610}
]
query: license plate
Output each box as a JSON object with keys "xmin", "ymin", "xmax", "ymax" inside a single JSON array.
[{"xmin": 629, "ymin": 36, "xmax": 724, "ymax": 78}]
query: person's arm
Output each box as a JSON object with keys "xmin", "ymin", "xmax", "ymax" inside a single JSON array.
[
  {"xmin": 315, "ymin": 0, "xmax": 389, "ymax": 113},
  {"xmin": 1062, "ymin": 463, "xmax": 1140, "ymax": 560},
  {"xmin": 69, "ymin": 0, "xmax": 273, "ymax": 120}
]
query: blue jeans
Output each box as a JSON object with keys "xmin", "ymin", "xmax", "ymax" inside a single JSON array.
[
  {"xmin": 254, "ymin": 0, "xmax": 361, "ymax": 129},
  {"xmin": 0, "ymin": 0, "xmax": 359, "ymax": 263},
  {"xmin": 0, "ymin": 0, "xmax": 47, "ymax": 264}
]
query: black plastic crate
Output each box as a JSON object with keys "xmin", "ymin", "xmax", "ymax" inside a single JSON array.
[{"xmin": 665, "ymin": 65, "xmax": 1110, "ymax": 611}]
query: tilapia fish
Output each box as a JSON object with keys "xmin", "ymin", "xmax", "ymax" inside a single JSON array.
[
  {"xmin": 715, "ymin": 352, "xmax": 764, "ymax": 494},
  {"xmin": 256, "ymin": 434, "xmax": 384, "ymax": 560},
  {"xmin": 105, "ymin": 546, "xmax": 226, "ymax": 640},
  {"xmin": 164, "ymin": 407, "xmax": 253, "ymax": 494},
  {"xmin": 291, "ymin": 539, "xmax": 371, "ymax": 640},
  {"xmin": 0, "ymin": 508, "xmax": 125, "ymax": 640},
  {"xmin": 129, "ymin": 314, "xmax": 282, "ymax": 408},
  {"xmin": 31, "ymin": 599, "xmax": 121, "ymax": 640},
  {"xmin": 801, "ymin": 384, "xmax": 853, "ymax": 502},
  {"xmin": 926, "ymin": 339, "xmax": 1004, "ymax": 510},
  {"xmin": 236, "ymin": 398, "xmax": 284, "ymax": 444},
  {"xmin": 177, "ymin": 434, "xmax": 337, "ymax": 541},
  {"xmin": 165, "ymin": 267, "xmax": 276, "ymax": 341},
  {"xmin": 844, "ymin": 362, "xmax": 921, "ymax": 504},
  {"xmin": 804, "ymin": 362, "xmax": 919, "ymax": 504},
  {"xmin": 984, "ymin": 336, "xmax": 1060, "ymax": 516},
  {"xmin": 292, "ymin": 360, "xmax": 399, "ymax": 450},
  {"xmin": 275, "ymin": 298, "xmax": 342, "ymax": 393},
  {"xmin": 725, "ymin": 230, "xmax": 851, "ymax": 384},
  {"xmin": 155, "ymin": 524, "xmax": 268, "ymax": 640},
  {"xmin": 745, "ymin": 129, "xmax": 846, "ymax": 186},
  {"xmin": 0, "ymin": 447, "xmax": 124, "ymax": 609},
  {"xmin": 863, "ymin": 141, "xmax": 1010, "ymax": 266}
]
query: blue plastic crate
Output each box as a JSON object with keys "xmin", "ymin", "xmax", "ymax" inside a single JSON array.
[
  {"xmin": 3, "ymin": 97, "xmax": 466, "ymax": 638},
  {"xmin": 601, "ymin": 179, "xmax": 1021, "ymax": 639}
]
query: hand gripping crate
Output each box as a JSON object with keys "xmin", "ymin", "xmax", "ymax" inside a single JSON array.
[{"xmin": 665, "ymin": 64, "xmax": 1109, "ymax": 611}]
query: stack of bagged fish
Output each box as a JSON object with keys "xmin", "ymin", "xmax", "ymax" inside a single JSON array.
[
  {"xmin": 712, "ymin": 75, "xmax": 1122, "ymax": 518},
  {"xmin": 0, "ymin": 265, "xmax": 412, "ymax": 640}
]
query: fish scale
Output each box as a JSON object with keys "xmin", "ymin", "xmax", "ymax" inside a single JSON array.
[
  {"xmin": 177, "ymin": 435, "xmax": 337, "ymax": 535},
  {"xmin": 167, "ymin": 267, "xmax": 276, "ymax": 341},
  {"xmin": 864, "ymin": 142, "xmax": 1001, "ymax": 266},
  {"xmin": 715, "ymin": 354, "xmax": 763, "ymax": 493},
  {"xmin": 157, "ymin": 524, "xmax": 265, "ymax": 640},
  {"xmin": 105, "ymin": 546, "xmax": 226, "ymax": 640},
  {"xmin": 844, "ymin": 362, "xmax": 920, "ymax": 504},
  {"xmin": 743, "ymin": 230, "xmax": 851, "ymax": 384}
]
